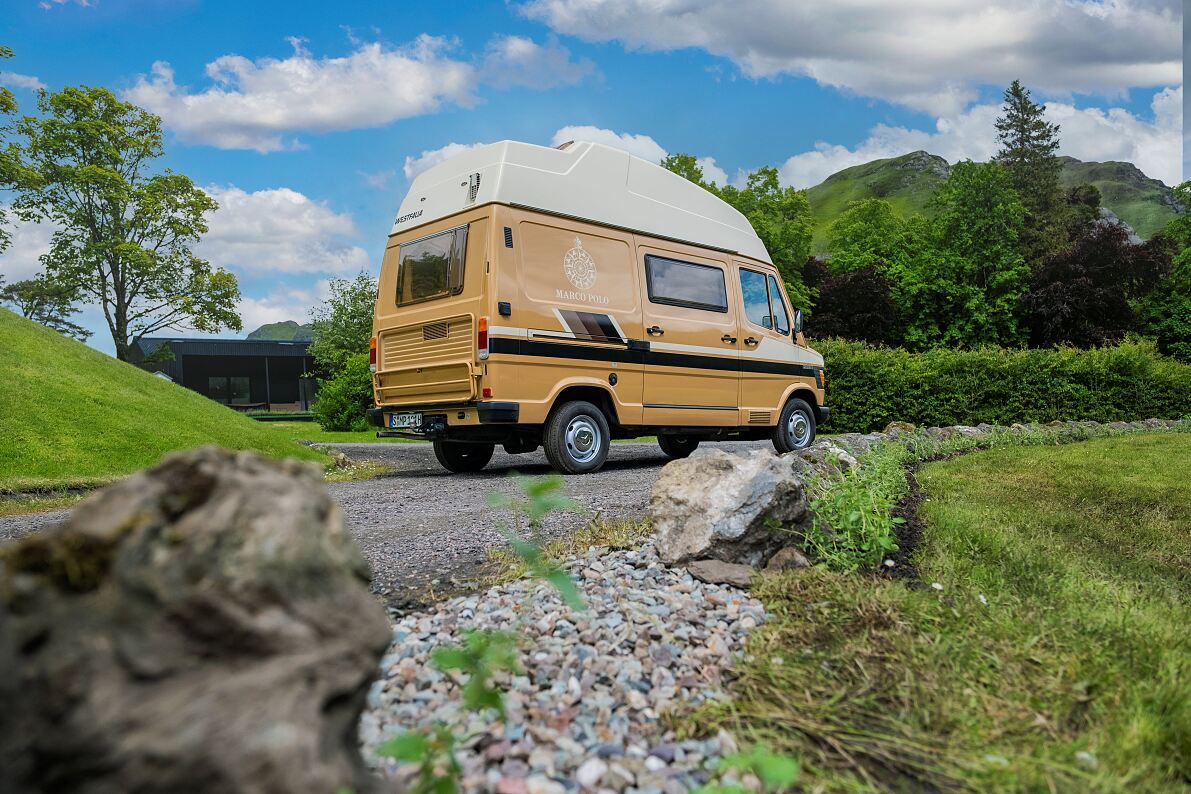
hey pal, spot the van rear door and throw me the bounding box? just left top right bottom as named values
left=638, top=246, right=740, bottom=426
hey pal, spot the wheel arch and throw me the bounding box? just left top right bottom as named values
left=547, top=381, right=621, bottom=426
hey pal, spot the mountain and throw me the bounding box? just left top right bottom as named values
left=0, top=309, right=326, bottom=491
left=805, top=151, right=1181, bottom=252
left=246, top=320, right=314, bottom=342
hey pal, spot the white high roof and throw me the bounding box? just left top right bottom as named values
left=391, top=140, right=772, bottom=264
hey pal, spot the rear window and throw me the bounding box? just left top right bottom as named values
left=645, top=255, right=728, bottom=313
left=396, top=225, right=468, bottom=306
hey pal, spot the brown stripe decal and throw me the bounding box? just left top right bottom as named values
left=558, top=310, right=623, bottom=342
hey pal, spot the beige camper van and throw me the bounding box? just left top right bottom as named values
left=367, top=141, right=827, bottom=474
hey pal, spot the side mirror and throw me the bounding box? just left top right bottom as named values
left=793, top=309, right=804, bottom=334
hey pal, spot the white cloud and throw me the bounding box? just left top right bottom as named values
left=0, top=72, right=46, bottom=91
left=550, top=125, right=667, bottom=162
left=403, top=141, right=490, bottom=181
left=696, top=156, right=728, bottom=186
left=359, top=169, right=397, bottom=190
left=237, top=281, right=332, bottom=332
left=483, top=35, right=594, bottom=89
left=776, top=88, right=1182, bottom=188
left=521, top=0, right=1181, bottom=115
left=199, top=186, right=372, bottom=274
left=125, top=36, right=477, bottom=152
left=0, top=211, right=55, bottom=282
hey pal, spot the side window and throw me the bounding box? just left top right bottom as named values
left=739, top=269, right=772, bottom=329
left=767, top=274, right=791, bottom=335
left=645, top=255, right=728, bottom=313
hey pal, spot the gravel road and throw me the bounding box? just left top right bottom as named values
left=0, top=440, right=771, bottom=608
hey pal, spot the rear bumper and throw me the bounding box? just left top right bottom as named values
left=367, top=401, right=521, bottom=437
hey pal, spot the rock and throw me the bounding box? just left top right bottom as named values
left=576, top=758, right=609, bottom=789
left=764, top=546, right=811, bottom=572
left=651, top=449, right=810, bottom=566
left=882, top=420, right=916, bottom=434
left=793, top=441, right=858, bottom=474
left=687, top=560, right=755, bottom=589
left=0, top=447, right=391, bottom=794
left=333, top=451, right=353, bottom=469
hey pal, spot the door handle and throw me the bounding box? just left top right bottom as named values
left=744, top=337, right=759, bottom=346
left=647, top=325, right=665, bottom=336
left=721, top=334, right=737, bottom=344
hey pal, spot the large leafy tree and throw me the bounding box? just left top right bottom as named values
left=661, top=154, right=813, bottom=308
left=308, top=272, right=378, bottom=378
left=0, top=275, right=91, bottom=340
left=0, top=45, right=19, bottom=255
left=1022, top=223, right=1170, bottom=349
left=824, top=198, right=920, bottom=275
left=1137, top=182, right=1191, bottom=361
left=8, top=86, right=239, bottom=360
left=994, top=80, right=1067, bottom=262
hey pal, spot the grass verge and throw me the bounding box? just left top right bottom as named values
left=683, top=431, right=1191, bottom=791
left=485, top=516, right=653, bottom=586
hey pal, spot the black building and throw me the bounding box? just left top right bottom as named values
left=130, top=338, right=318, bottom=411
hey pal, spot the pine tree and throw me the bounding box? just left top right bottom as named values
left=994, top=80, right=1066, bottom=262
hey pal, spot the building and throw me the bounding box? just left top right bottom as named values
left=130, top=338, right=318, bottom=411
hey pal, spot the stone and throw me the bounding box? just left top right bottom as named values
left=0, top=447, right=391, bottom=794
left=651, top=449, right=811, bottom=566
left=882, top=420, right=916, bottom=434
left=764, top=546, right=811, bottom=571
left=686, top=560, right=755, bottom=589
left=576, top=758, right=609, bottom=789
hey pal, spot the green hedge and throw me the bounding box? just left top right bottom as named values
left=817, top=338, right=1191, bottom=433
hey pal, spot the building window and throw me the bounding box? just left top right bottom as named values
left=207, top=376, right=251, bottom=405
left=644, top=255, right=728, bottom=313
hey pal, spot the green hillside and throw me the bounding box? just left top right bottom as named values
left=806, top=151, right=950, bottom=252
left=246, top=320, right=313, bottom=341
left=806, top=152, right=1181, bottom=252
left=0, top=309, right=329, bottom=492
left=1057, top=157, right=1181, bottom=240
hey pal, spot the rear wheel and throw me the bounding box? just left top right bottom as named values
left=543, top=400, right=611, bottom=474
left=432, top=441, right=495, bottom=473
left=772, top=397, right=816, bottom=453
left=657, top=434, right=700, bottom=459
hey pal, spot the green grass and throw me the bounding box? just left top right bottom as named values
left=687, top=433, right=1191, bottom=792
left=0, top=309, right=330, bottom=492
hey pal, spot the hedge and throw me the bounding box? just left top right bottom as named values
left=817, top=338, right=1191, bottom=433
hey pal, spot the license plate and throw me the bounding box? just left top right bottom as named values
left=389, top=412, right=422, bottom=429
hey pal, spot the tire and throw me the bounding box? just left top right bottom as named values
left=432, top=440, right=495, bottom=473
left=658, top=434, right=700, bottom=459
left=543, top=400, right=611, bottom=474
left=772, top=397, right=817, bottom=453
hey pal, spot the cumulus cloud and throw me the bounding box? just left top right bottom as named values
left=0, top=72, right=46, bottom=91
left=359, top=169, right=397, bottom=190
left=0, top=211, right=56, bottom=282
left=237, top=281, right=332, bottom=332
left=125, top=36, right=477, bottom=152
left=776, top=87, right=1183, bottom=189
left=403, top=141, right=491, bottom=181
left=696, top=156, right=728, bottom=186
left=483, top=35, right=594, bottom=89
left=198, top=186, right=371, bottom=274
left=550, top=125, right=667, bottom=162
left=520, top=0, right=1181, bottom=115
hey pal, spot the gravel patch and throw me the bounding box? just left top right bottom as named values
left=361, top=541, right=763, bottom=792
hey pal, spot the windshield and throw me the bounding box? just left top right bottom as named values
left=396, top=225, right=468, bottom=306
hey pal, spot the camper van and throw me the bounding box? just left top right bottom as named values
left=367, top=141, right=827, bottom=474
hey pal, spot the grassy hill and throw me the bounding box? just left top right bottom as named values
left=806, top=151, right=1181, bottom=252
left=246, top=320, right=313, bottom=341
left=1057, top=157, right=1181, bottom=240
left=0, top=309, right=329, bottom=492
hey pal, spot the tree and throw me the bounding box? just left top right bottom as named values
left=0, top=275, right=91, bottom=340
left=308, top=272, right=378, bottom=378
left=1022, top=224, right=1170, bottom=348
left=7, top=86, right=239, bottom=360
left=802, top=258, right=899, bottom=344
left=824, top=198, right=919, bottom=275
left=662, top=155, right=814, bottom=308
left=1064, top=183, right=1102, bottom=239
left=1136, top=182, right=1191, bottom=361
left=994, top=80, right=1067, bottom=262
left=0, top=45, right=19, bottom=255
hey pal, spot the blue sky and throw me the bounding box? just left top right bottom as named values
left=0, top=0, right=1183, bottom=353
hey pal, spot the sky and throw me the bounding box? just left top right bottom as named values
left=0, top=0, right=1183, bottom=355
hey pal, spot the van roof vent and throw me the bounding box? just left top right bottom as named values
left=467, top=172, right=481, bottom=203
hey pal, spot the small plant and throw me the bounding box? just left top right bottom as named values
left=430, top=629, right=521, bottom=718
left=695, top=744, right=802, bottom=793
left=487, top=474, right=580, bottom=537
left=375, top=726, right=461, bottom=794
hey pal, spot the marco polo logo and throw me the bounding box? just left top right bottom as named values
left=563, top=237, right=597, bottom=290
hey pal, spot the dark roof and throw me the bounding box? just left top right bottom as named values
left=134, top=337, right=312, bottom=358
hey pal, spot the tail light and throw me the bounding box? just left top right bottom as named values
left=477, top=316, right=489, bottom=360
left=369, top=337, right=377, bottom=373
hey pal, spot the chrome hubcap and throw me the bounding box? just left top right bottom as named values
left=788, top=410, right=811, bottom=448
left=565, top=416, right=601, bottom=463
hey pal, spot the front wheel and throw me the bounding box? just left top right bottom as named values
left=658, top=434, right=700, bottom=459
left=432, top=441, right=495, bottom=473
left=772, top=398, right=817, bottom=453
left=543, top=400, right=611, bottom=474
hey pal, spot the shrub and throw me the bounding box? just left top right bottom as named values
left=817, top=338, right=1191, bottom=433
left=311, top=353, right=373, bottom=432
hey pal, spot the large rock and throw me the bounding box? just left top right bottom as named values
left=0, top=447, right=391, bottom=794
left=650, top=449, right=811, bottom=567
